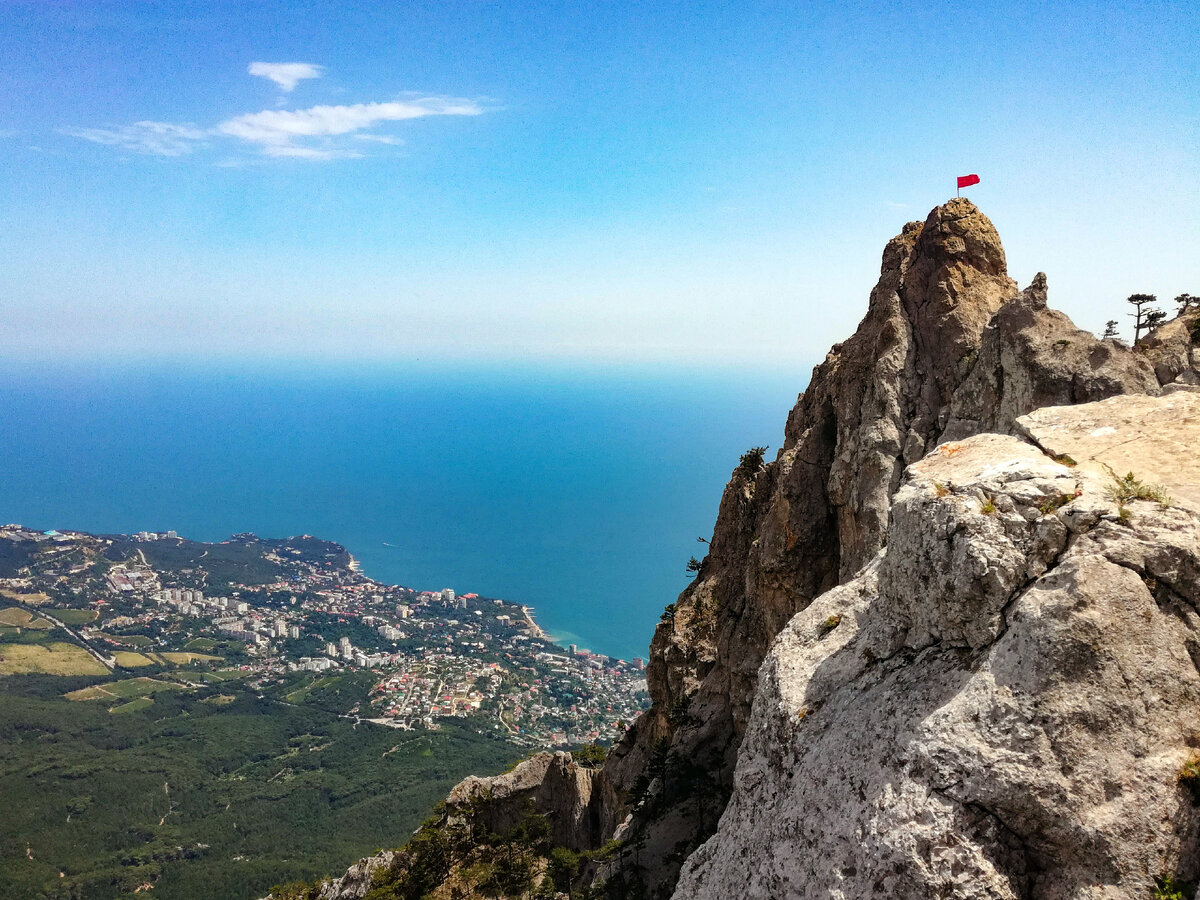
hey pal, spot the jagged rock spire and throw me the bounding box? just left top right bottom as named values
left=592, top=199, right=1157, bottom=899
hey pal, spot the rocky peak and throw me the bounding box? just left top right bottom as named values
left=895, top=198, right=1016, bottom=413
left=592, top=199, right=1159, bottom=898
left=445, top=751, right=600, bottom=852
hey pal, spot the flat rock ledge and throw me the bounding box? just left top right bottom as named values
left=1017, top=389, right=1200, bottom=514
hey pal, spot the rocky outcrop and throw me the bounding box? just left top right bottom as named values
left=303, top=201, right=1189, bottom=900
left=1139, top=309, right=1200, bottom=386
left=315, top=851, right=396, bottom=900
left=595, top=199, right=1158, bottom=897
left=941, top=273, right=1159, bottom=441
left=1018, top=389, right=1200, bottom=514
left=676, top=397, right=1200, bottom=898
left=445, top=751, right=600, bottom=852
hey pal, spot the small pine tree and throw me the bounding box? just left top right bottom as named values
left=1177, top=293, right=1200, bottom=315
left=737, top=446, right=768, bottom=476
left=1127, top=293, right=1163, bottom=345
left=1102, top=319, right=1120, bottom=339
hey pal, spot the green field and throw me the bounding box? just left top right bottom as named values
left=93, top=632, right=153, bottom=647
left=0, top=675, right=523, bottom=899
left=51, top=608, right=99, bottom=625
left=0, top=642, right=109, bottom=676
left=169, top=670, right=225, bottom=684
left=160, top=651, right=222, bottom=665
left=0, top=607, right=54, bottom=629
left=285, top=674, right=339, bottom=702
left=110, top=696, right=154, bottom=714
left=184, top=637, right=218, bottom=651
left=65, top=677, right=185, bottom=702
left=112, top=651, right=155, bottom=667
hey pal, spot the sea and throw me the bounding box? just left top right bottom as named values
left=0, top=360, right=810, bottom=661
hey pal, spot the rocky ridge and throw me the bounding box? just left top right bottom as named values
left=302, top=200, right=1199, bottom=899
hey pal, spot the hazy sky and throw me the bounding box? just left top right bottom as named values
left=2, top=0, right=1197, bottom=366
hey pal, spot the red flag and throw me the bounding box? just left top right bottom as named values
left=957, top=174, right=981, bottom=189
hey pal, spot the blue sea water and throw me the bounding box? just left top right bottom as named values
left=0, top=360, right=810, bottom=661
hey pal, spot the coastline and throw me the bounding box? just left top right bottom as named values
left=520, top=605, right=547, bottom=641
left=347, top=542, right=631, bottom=661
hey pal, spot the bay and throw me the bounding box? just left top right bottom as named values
left=0, top=360, right=809, bottom=661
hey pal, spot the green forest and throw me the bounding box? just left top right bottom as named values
left=0, top=671, right=523, bottom=899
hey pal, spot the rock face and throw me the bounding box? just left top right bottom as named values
left=445, top=751, right=600, bottom=852
left=315, top=851, right=396, bottom=900
left=675, top=402, right=1200, bottom=898
left=1139, top=309, right=1200, bottom=386
left=595, top=199, right=1159, bottom=897
left=1018, top=389, right=1200, bottom=515
left=941, top=274, right=1159, bottom=441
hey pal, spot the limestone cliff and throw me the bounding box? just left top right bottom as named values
left=593, top=199, right=1159, bottom=897
left=445, top=751, right=601, bottom=852
left=676, top=391, right=1200, bottom=898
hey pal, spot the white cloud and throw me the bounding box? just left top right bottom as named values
left=220, top=99, right=478, bottom=143
left=61, top=60, right=484, bottom=163
left=248, top=62, right=324, bottom=92
left=354, top=133, right=405, bottom=145
left=60, top=121, right=207, bottom=156
left=217, top=98, right=481, bottom=157
left=263, top=144, right=362, bottom=160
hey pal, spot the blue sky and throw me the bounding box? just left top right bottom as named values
left=2, top=0, right=1197, bottom=365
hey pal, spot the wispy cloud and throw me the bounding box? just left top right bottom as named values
left=354, top=133, right=405, bottom=145
left=248, top=62, right=323, bottom=92
left=262, top=144, right=362, bottom=160
left=60, top=121, right=207, bottom=156
left=217, top=98, right=480, bottom=156
left=218, top=99, right=480, bottom=147
left=60, top=65, right=484, bottom=162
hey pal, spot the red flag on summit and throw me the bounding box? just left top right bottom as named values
left=957, top=174, right=981, bottom=189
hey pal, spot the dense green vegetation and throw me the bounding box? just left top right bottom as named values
left=0, top=673, right=524, bottom=899
left=271, top=799, right=614, bottom=900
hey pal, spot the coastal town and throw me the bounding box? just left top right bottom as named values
left=0, top=523, right=649, bottom=748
